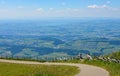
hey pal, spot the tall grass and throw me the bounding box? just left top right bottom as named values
left=105, top=51, right=120, bottom=59
left=83, top=60, right=120, bottom=76
left=57, top=59, right=120, bottom=76
left=0, top=62, right=79, bottom=76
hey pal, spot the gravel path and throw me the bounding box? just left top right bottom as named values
left=0, top=59, right=109, bottom=76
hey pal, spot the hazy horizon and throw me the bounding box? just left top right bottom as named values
left=0, top=0, right=120, bottom=19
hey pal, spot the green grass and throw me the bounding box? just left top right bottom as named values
left=56, top=59, right=120, bottom=76
left=0, top=62, right=79, bottom=76
left=105, top=51, right=120, bottom=59
left=82, top=60, right=120, bottom=76
left=56, top=51, right=120, bottom=76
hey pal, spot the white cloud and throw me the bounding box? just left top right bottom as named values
left=88, top=4, right=120, bottom=12
left=49, top=8, right=54, bottom=11
left=88, top=4, right=108, bottom=9
left=102, top=5, right=108, bottom=8
left=36, top=8, right=44, bottom=12
left=0, top=7, right=120, bottom=19
left=88, top=5, right=98, bottom=9
left=108, top=7, right=120, bottom=11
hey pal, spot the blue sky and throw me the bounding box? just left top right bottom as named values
left=0, top=0, right=120, bottom=19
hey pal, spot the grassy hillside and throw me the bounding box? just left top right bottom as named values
left=56, top=51, right=120, bottom=76
left=106, top=51, right=120, bottom=59
left=83, top=60, right=120, bottom=76
left=0, top=62, right=79, bottom=76
left=57, top=59, right=120, bottom=76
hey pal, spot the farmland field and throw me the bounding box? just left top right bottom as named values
left=0, top=19, right=120, bottom=60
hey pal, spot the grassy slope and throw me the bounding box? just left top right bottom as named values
left=0, top=51, right=120, bottom=76
left=0, top=62, right=79, bottom=76
left=56, top=51, right=120, bottom=76
left=83, top=60, right=120, bottom=76
left=84, top=51, right=120, bottom=76
left=106, top=51, right=120, bottom=59
left=57, top=59, right=120, bottom=76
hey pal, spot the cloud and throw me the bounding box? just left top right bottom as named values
left=49, top=8, right=54, bottom=11
left=0, top=7, right=120, bottom=19
left=88, top=4, right=120, bottom=12
left=108, top=7, right=120, bottom=11
left=88, top=4, right=108, bottom=9
left=36, top=8, right=44, bottom=12
left=88, top=5, right=98, bottom=9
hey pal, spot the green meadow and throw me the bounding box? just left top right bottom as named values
left=56, top=51, right=120, bottom=76
left=0, top=62, right=79, bottom=76
left=56, top=59, right=120, bottom=76
left=83, top=60, right=120, bottom=76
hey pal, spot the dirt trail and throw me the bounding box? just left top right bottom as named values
left=0, top=59, right=109, bottom=76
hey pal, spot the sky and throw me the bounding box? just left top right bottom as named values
left=0, top=0, right=120, bottom=19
